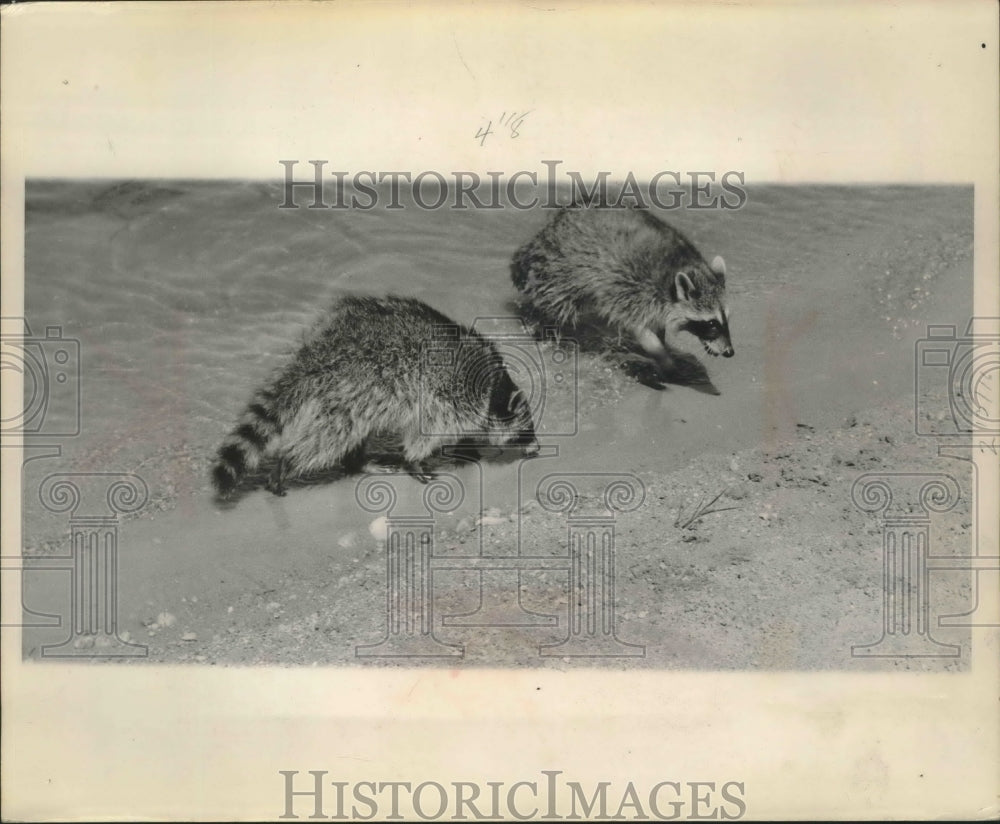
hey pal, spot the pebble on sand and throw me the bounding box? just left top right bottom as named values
left=368, top=516, right=388, bottom=541
left=181, top=632, right=198, bottom=642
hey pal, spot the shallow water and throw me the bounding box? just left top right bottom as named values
left=21, top=180, right=972, bottom=550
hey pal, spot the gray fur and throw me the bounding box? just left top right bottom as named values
left=212, top=295, right=539, bottom=496
left=511, top=206, right=734, bottom=364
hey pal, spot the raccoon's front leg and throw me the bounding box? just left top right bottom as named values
left=340, top=441, right=367, bottom=474
left=407, top=462, right=437, bottom=484
left=633, top=325, right=675, bottom=371
left=265, top=456, right=289, bottom=497
left=401, top=434, right=441, bottom=484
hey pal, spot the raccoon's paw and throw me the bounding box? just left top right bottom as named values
left=265, top=479, right=288, bottom=497
left=339, top=443, right=368, bottom=475
left=618, top=355, right=670, bottom=390
left=212, top=488, right=236, bottom=505
left=408, top=464, right=438, bottom=485
left=265, top=461, right=288, bottom=497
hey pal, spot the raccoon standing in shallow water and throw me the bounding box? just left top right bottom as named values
left=511, top=205, right=734, bottom=374
left=211, top=294, right=540, bottom=497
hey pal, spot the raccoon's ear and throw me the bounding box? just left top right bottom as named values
left=710, top=255, right=727, bottom=280
left=675, top=271, right=697, bottom=303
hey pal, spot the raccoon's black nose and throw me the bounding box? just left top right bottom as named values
left=722, top=347, right=734, bottom=358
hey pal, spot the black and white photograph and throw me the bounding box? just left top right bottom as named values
left=16, top=176, right=981, bottom=669
left=3, top=1, right=998, bottom=821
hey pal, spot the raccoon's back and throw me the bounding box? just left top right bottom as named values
left=288, top=294, right=501, bottom=414
left=297, top=295, right=446, bottom=375
left=511, top=209, right=679, bottom=325
left=516, top=208, right=682, bottom=290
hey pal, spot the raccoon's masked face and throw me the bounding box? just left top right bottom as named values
left=488, top=379, right=541, bottom=456
left=672, top=255, right=734, bottom=358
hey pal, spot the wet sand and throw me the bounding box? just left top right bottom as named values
left=20, top=181, right=975, bottom=668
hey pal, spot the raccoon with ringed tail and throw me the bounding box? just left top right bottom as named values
left=211, top=294, right=540, bottom=498
left=511, top=205, right=734, bottom=374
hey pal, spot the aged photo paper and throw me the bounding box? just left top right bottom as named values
left=2, top=1, right=998, bottom=820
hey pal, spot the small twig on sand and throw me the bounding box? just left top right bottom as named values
left=675, top=488, right=739, bottom=530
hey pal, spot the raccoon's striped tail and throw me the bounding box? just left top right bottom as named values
left=211, top=394, right=282, bottom=496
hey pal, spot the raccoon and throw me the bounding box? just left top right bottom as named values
left=511, top=205, right=733, bottom=372
left=211, top=294, right=540, bottom=497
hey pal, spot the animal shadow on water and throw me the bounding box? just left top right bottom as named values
left=211, top=434, right=520, bottom=509
left=506, top=299, right=720, bottom=396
